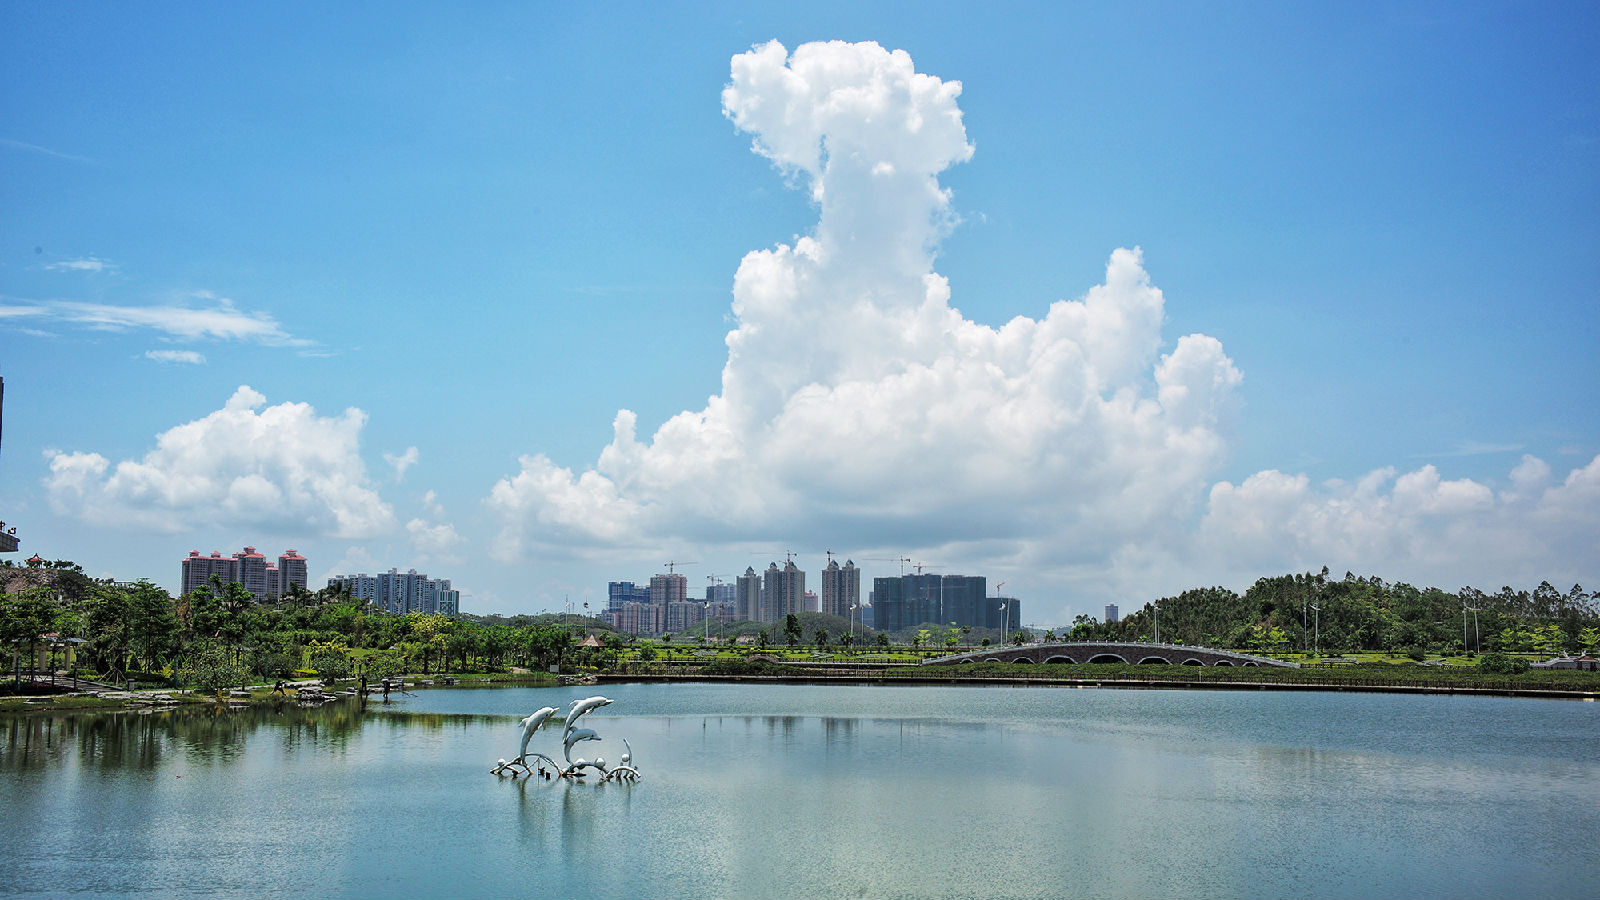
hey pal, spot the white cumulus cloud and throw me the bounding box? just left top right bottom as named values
left=407, top=517, right=464, bottom=563
left=1190, top=453, right=1600, bottom=592
left=485, top=40, right=1243, bottom=571
left=482, top=39, right=1598, bottom=619
left=44, top=386, right=394, bottom=537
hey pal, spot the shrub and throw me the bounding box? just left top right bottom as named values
left=702, top=658, right=795, bottom=677
left=1478, top=652, right=1531, bottom=675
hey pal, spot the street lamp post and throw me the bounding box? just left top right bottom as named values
left=1311, top=604, right=1321, bottom=656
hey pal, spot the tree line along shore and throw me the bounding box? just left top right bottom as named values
left=4, top=559, right=1598, bottom=710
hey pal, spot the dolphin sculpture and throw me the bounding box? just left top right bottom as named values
left=564, top=696, right=612, bottom=736
left=563, top=727, right=601, bottom=763
left=518, top=706, right=561, bottom=762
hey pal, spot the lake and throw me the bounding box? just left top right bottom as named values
left=2, top=683, right=1596, bottom=898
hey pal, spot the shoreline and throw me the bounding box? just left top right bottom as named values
left=597, top=671, right=1600, bottom=701
left=5, top=669, right=1595, bottom=713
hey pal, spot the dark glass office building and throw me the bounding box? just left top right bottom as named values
left=871, top=573, right=1018, bottom=633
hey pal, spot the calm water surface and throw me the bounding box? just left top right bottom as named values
left=2, top=683, right=1596, bottom=898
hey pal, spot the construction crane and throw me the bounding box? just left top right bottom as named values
left=663, top=560, right=698, bottom=575
left=861, top=556, right=911, bottom=576
left=912, top=562, right=944, bottom=575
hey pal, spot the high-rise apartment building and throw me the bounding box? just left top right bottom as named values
left=181, top=546, right=308, bottom=602
left=182, top=550, right=236, bottom=596
left=618, top=601, right=664, bottom=636
left=327, top=567, right=459, bottom=615
left=608, top=581, right=650, bottom=613
left=761, top=559, right=804, bottom=623
left=649, top=572, right=688, bottom=606
left=1104, top=604, right=1119, bottom=623
left=665, top=600, right=706, bottom=633
left=735, top=567, right=761, bottom=621
left=820, top=558, right=860, bottom=622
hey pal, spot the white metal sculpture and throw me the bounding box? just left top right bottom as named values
left=491, top=695, right=640, bottom=782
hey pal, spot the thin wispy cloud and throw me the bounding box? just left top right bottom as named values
left=144, top=349, right=206, bottom=365
left=384, top=447, right=420, bottom=482
left=0, top=296, right=310, bottom=347
left=1413, top=440, right=1526, bottom=459
left=44, top=257, right=118, bottom=273
left=0, top=137, right=96, bottom=164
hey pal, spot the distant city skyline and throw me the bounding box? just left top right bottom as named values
left=3, top=6, right=1595, bottom=624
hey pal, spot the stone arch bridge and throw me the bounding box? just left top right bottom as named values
left=923, top=642, right=1299, bottom=668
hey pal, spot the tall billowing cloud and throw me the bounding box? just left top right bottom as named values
left=486, top=40, right=1243, bottom=566
left=45, top=386, right=394, bottom=537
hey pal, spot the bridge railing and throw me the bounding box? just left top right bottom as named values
left=921, top=642, right=1299, bottom=668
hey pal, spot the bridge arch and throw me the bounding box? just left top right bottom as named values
left=1212, top=660, right=1233, bottom=666
left=1087, top=653, right=1127, bottom=665
left=1181, top=658, right=1204, bottom=666
left=983, top=657, right=1004, bottom=664
left=1138, top=656, right=1170, bottom=665
left=1011, top=656, right=1034, bottom=664
left=1043, top=655, right=1076, bottom=664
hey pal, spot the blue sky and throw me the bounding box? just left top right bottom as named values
left=3, top=2, right=1596, bottom=624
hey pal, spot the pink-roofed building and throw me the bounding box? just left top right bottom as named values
left=180, top=546, right=309, bottom=602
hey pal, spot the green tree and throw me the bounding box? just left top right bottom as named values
left=784, top=614, right=802, bottom=648
left=177, top=643, right=248, bottom=693
left=308, top=642, right=353, bottom=684
left=127, top=581, right=179, bottom=674
left=2, top=586, right=62, bottom=687
left=364, top=650, right=404, bottom=680
left=814, top=628, right=828, bottom=650
left=84, top=583, right=134, bottom=682
left=876, top=632, right=889, bottom=649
